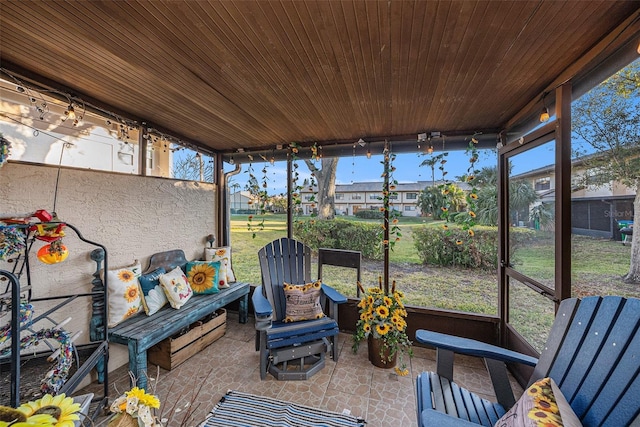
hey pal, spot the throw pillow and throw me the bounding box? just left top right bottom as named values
left=204, top=246, right=236, bottom=283
left=105, top=261, right=143, bottom=327
left=185, top=261, right=222, bottom=294
left=494, top=377, right=582, bottom=427
left=138, top=267, right=168, bottom=316
left=283, top=281, right=325, bottom=323
left=159, top=266, right=193, bottom=309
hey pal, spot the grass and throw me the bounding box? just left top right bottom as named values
left=229, top=213, right=639, bottom=351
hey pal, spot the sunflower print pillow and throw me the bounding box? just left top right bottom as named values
left=283, top=281, right=325, bottom=323
left=494, top=377, right=582, bottom=427
left=105, top=261, right=143, bottom=327
left=185, top=261, right=222, bottom=294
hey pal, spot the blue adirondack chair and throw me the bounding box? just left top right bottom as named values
left=252, top=238, right=347, bottom=380
left=415, top=296, right=640, bottom=426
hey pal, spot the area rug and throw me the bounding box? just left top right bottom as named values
left=200, top=390, right=366, bottom=427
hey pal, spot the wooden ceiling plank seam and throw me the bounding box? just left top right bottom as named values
left=222, top=0, right=328, bottom=137
left=390, top=0, right=414, bottom=132
left=274, top=1, right=344, bottom=137
left=296, top=0, right=355, bottom=137
left=351, top=1, right=384, bottom=132
left=318, top=1, right=370, bottom=138
left=369, top=1, right=390, bottom=134
left=191, top=2, right=310, bottom=143
left=148, top=3, right=291, bottom=143
left=336, top=1, right=376, bottom=133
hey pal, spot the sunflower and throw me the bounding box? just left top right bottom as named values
left=469, top=211, right=476, bottom=218
left=442, top=224, right=449, bottom=230
left=216, top=249, right=226, bottom=256
left=17, top=394, right=81, bottom=427
left=376, top=305, right=390, bottom=318
left=363, top=323, right=371, bottom=333
left=124, top=284, right=139, bottom=303
left=187, top=263, right=217, bottom=293
left=376, top=323, right=390, bottom=335
left=118, top=269, right=135, bottom=283
left=468, top=229, right=475, bottom=237
left=470, top=193, right=478, bottom=199
left=383, top=296, right=393, bottom=307
left=456, top=240, right=463, bottom=245
left=125, top=387, right=160, bottom=409
left=394, top=367, right=409, bottom=376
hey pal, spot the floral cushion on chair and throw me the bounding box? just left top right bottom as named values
left=158, top=266, right=193, bottom=309
left=105, top=261, right=143, bottom=327
left=283, top=281, right=325, bottom=323
left=494, top=377, right=582, bottom=427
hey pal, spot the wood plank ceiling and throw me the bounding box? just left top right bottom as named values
left=1, top=1, right=639, bottom=155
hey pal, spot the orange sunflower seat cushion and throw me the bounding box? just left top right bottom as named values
left=494, top=377, right=582, bottom=427
left=104, top=260, right=143, bottom=327
left=185, top=261, right=222, bottom=295
left=282, top=281, right=325, bottom=323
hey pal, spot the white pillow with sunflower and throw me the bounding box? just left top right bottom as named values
left=185, top=261, right=223, bottom=294
left=105, top=261, right=143, bottom=327
left=204, top=246, right=236, bottom=283
left=158, top=266, right=193, bottom=309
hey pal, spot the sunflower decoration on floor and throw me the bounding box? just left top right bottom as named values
left=110, top=387, right=161, bottom=427
left=0, top=394, right=81, bottom=427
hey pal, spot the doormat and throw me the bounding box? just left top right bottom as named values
left=200, top=390, right=366, bottom=427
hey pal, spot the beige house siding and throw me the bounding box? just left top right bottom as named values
left=0, top=162, right=216, bottom=384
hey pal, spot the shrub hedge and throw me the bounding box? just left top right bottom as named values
left=293, top=219, right=383, bottom=259
left=413, top=225, right=535, bottom=269
left=354, top=209, right=384, bottom=219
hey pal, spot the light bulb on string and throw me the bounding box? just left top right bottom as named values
left=366, top=144, right=372, bottom=159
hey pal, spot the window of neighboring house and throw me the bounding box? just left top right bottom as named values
left=406, top=192, right=418, bottom=199
left=368, top=194, right=381, bottom=200
left=534, top=177, right=551, bottom=191
left=404, top=205, right=415, bottom=211
left=351, top=193, right=362, bottom=200
left=585, top=171, right=608, bottom=187
left=389, top=194, right=398, bottom=200
left=335, top=193, right=344, bottom=200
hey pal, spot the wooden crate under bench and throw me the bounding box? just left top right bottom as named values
left=148, top=308, right=226, bottom=370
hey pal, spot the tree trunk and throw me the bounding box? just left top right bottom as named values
left=623, top=188, right=640, bottom=284
left=304, top=158, right=338, bottom=220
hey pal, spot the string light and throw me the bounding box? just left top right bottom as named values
left=366, top=143, right=372, bottom=159
left=539, top=106, right=550, bottom=123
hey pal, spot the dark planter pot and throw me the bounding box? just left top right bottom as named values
left=367, top=335, right=397, bottom=368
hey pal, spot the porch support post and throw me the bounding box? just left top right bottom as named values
left=497, top=133, right=509, bottom=346
left=383, top=141, right=390, bottom=295
left=555, top=83, right=572, bottom=304
left=138, top=127, right=147, bottom=176
left=287, top=152, right=293, bottom=239
left=216, top=153, right=229, bottom=246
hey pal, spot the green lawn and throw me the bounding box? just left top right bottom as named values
left=230, top=213, right=638, bottom=351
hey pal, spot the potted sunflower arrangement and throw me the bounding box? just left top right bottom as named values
left=352, top=279, right=412, bottom=376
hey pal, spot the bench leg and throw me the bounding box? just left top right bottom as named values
left=239, top=294, right=248, bottom=324
left=128, top=341, right=148, bottom=390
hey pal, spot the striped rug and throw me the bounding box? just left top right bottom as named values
left=200, top=390, right=366, bottom=427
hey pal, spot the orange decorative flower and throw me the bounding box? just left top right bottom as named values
left=468, top=229, right=475, bottom=237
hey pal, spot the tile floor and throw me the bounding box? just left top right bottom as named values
left=80, top=311, right=523, bottom=427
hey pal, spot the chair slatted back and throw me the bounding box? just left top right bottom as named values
left=258, top=238, right=311, bottom=321
left=530, top=296, right=640, bottom=426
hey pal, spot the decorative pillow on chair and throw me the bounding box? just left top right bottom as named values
left=204, top=247, right=236, bottom=283
left=494, top=377, right=582, bottom=427
left=159, top=266, right=193, bottom=309
left=105, top=261, right=143, bottom=327
left=283, top=281, right=325, bottom=323
left=185, top=261, right=222, bottom=294
left=138, top=267, right=168, bottom=316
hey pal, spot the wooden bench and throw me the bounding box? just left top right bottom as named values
left=107, top=249, right=250, bottom=389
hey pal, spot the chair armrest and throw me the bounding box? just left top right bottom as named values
left=416, top=330, right=538, bottom=366
left=321, top=284, right=347, bottom=304
left=252, top=285, right=273, bottom=318
left=420, top=409, right=481, bottom=427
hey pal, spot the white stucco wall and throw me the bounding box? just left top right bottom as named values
left=0, top=161, right=216, bottom=386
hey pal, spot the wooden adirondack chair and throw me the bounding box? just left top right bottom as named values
left=415, top=296, right=640, bottom=427
left=252, top=238, right=347, bottom=380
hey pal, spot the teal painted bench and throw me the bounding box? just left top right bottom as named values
left=107, top=250, right=250, bottom=390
